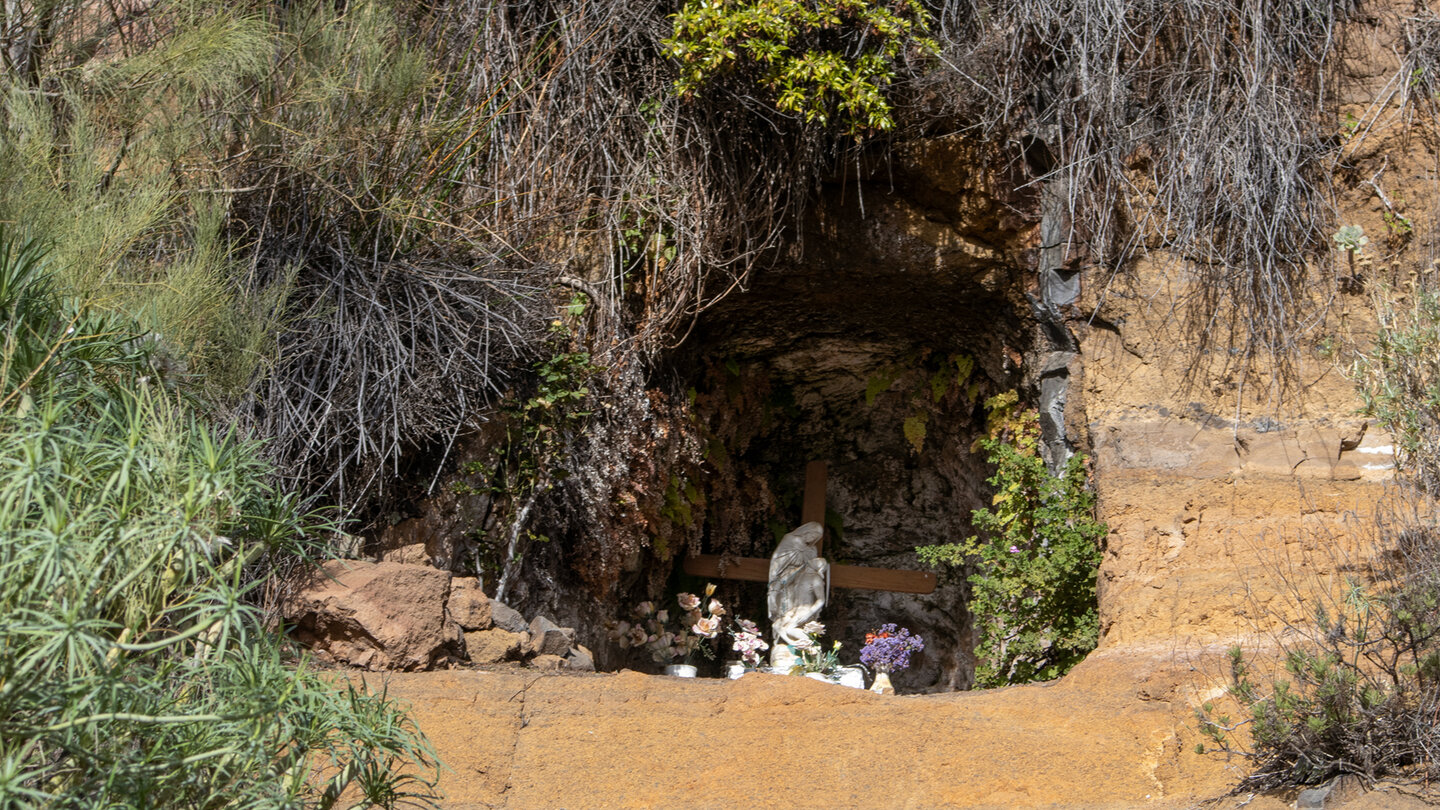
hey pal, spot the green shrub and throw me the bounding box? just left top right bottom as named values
left=0, top=231, right=438, bottom=808
left=1197, top=512, right=1440, bottom=789
left=666, top=0, right=937, bottom=135
left=918, top=391, right=1105, bottom=687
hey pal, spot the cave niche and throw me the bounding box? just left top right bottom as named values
left=667, top=151, right=1044, bottom=691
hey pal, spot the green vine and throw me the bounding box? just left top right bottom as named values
left=450, top=324, right=601, bottom=583
left=864, top=352, right=975, bottom=454
left=918, top=391, right=1106, bottom=686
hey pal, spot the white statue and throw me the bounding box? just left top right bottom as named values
left=767, top=521, right=829, bottom=672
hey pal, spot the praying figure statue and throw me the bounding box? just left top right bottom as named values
left=767, top=521, right=830, bottom=672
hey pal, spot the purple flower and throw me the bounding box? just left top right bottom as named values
left=859, top=623, right=925, bottom=674
left=1009, top=546, right=1020, bottom=553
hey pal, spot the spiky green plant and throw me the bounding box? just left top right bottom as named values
left=0, top=230, right=438, bottom=808
left=0, top=2, right=283, bottom=402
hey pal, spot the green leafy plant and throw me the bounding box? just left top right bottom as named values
left=918, top=391, right=1106, bottom=686
left=1339, top=112, right=1361, bottom=141
left=666, top=0, right=938, bottom=135
left=788, top=621, right=844, bottom=677
left=864, top=352, right=976, bottom=454
left=1357, top=284, right=1440, bottom=494
left=902, top=412, right=928, bottom=455
left=1384, top=209, right=1414, bottom=236
left=1333, top=224, right=1369, bottom=254
left=0, top=231, right=438, bottom=807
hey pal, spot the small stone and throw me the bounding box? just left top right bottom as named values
left=330, top=532, right=366, bottom=559
left=490, top=601, right=528, bottom=633
left=449, top=587, right=492, bottom=631
left=380, top=542, right=429, bottom=565
left=564, top=645, right=595, bottom=672
left=1296, top=785, right=1331, bottom=810
left=526, top=615, right=575, bottom=657
left=530, top=654, right=565, bottom=671
left=464, top=629, right=525, bottom=664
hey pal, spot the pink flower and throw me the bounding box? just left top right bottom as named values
left=1008, top=546, right=1020, bottom=553
left=677, top=593, right=701, bottom=611
left=693, top=616, right=721, bottom=638
left=627, top=626, right=647, bottom=647
left=801, top=621, right=825, bottom=636
left=707, top=598, right=725, bottom=616
left=634, top=601, right=654, bottom=617
left=732, top=630, right=768, bottom=657
left=655, top=609, right=669, bottom=624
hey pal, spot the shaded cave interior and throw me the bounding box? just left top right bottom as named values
left=652, top=176, right=1048, bottom=691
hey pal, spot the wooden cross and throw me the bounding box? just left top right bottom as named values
left=683, top=461, right=937, bottom=594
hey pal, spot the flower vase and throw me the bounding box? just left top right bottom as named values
left=664, top=663, right=698, bottom=678
left=870, top=669, right=894, bottom=695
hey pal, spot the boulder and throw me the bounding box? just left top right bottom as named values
left=564, top=645, right=595, bottom=672
left=465, top=628, right=526, bottom=664
left=282, top=560, right=458, bottom=671
left=526, top=616, right=575, bottom=657
left=490, top=600, right=528, bottom=633
left=448, top=583, right=493, bottom=631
